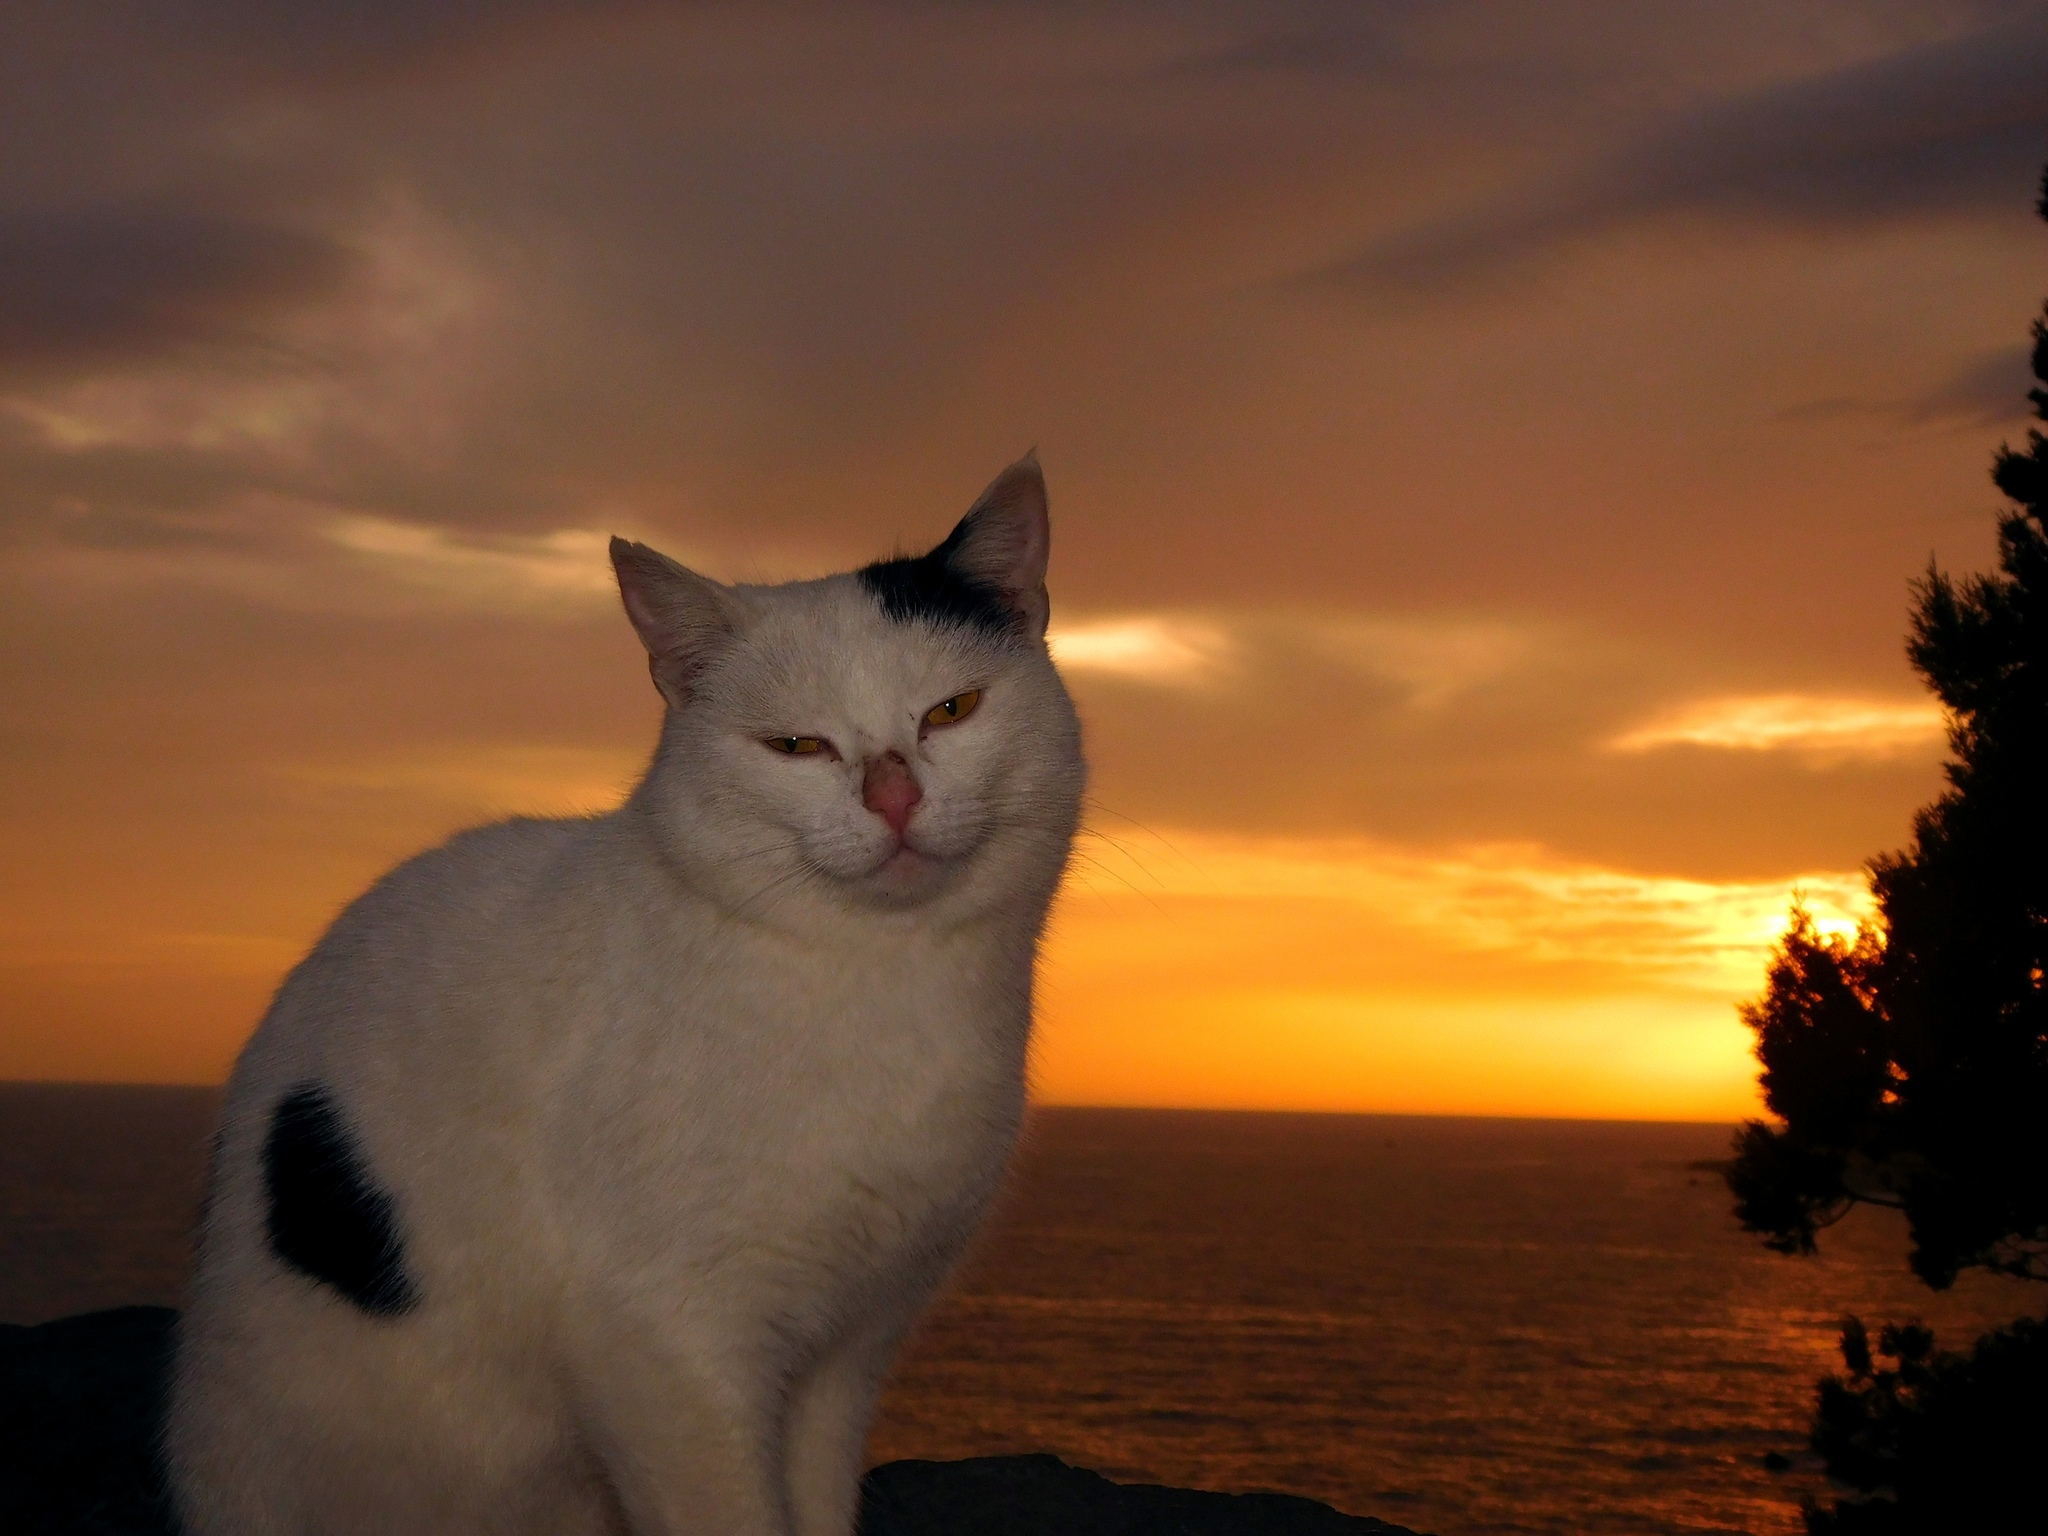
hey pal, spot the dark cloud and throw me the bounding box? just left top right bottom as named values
left=0, top=0, right=649, bottom=380
left=1903, top=344, right=2040, bottom=425
left=1773, top=344, right=2037, bottom=431
left=1322, top=8, right=2048, bottom=290
left=0, top=0, right=2036, bottom=587
left=7, top=0, right=643, bottom=88
left=172, top=0, right=605, bottom=62
left=0, top=411, right=295, bottom=550
left=0, top=207, right=355, bottom=377
left=1162, top=11, right=1411, bottom=79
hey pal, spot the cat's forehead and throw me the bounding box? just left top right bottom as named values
left=725, top=573, right=1006, bottom=703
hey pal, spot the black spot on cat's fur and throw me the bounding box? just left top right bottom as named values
left=263, top=1084, right=419, bottom=1316
left=858, top=517, right=1017, bottom=636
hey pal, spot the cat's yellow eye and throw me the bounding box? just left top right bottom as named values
left=767, top=736, right=826, bottom=754
left=924, top=690, right=981, bottom=729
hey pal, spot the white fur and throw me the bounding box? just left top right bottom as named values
left=169, top=463, right=1084, bottom=1536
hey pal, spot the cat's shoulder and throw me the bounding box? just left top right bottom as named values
left=423, top=812, right=593, bottom=875
left=343, top=812, right=608, bottom=932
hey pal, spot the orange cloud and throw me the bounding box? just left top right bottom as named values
left=1048, top=615, right=1235, bottom=684
left=1609, top=693, right=1945, bottom=760
left=323, top=517, right=623, bottom=610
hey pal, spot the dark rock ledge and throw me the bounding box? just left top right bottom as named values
left=1, top=1307, right=1423, bottom=1536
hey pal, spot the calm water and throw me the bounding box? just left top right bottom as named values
left=0, top=1087, right=2031, bottom=1535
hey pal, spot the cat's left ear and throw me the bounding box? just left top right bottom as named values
left=610, top=538, right=747, bottom=708
left=941, top=453, right=1051, bottom=638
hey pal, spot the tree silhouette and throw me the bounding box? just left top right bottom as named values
left=1727, top=168, right=2048, bottom=1532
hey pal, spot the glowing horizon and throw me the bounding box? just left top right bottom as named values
left=0, top=730, right=1872, bottom=1120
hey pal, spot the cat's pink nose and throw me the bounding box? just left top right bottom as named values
left=861, top=752, right=923, bottom=839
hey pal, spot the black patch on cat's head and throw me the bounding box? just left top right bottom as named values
left=857, top=517, right=1019, bottom=638
left=263, top=1084, right=419, bottom=1317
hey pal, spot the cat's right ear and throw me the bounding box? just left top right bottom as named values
left=609, top=538, right=745, bottom=707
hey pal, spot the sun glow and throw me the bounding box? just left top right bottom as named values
left=1028, top=829, right=1871, bottom=1119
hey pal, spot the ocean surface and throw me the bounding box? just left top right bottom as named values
left=0, top=1086, right=2031, bottom=1535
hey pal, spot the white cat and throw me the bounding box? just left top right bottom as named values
left=167, top=457, right=1084, bottom=1536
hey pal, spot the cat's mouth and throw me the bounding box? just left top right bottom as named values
left=856, top=840, right=957, bottom=894
left=875, top=843, right=936, bottom=878
left=826, top=843, right=951, bottom=907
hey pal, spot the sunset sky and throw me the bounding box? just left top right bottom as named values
left=4, top=1, right=2045, bottom=1117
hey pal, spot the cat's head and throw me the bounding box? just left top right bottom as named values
left=612, top=456, right=1083, bottom=920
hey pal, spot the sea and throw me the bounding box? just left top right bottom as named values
left=0, top=1085, right=2032, bottom=1536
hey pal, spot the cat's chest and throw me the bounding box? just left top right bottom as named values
left=616, top=916, right=1023, bottom=1181
left=549, top=914, right=1029, bottom=1324
left=730, top=930, right=1017, bottom=1139
left=653, top=909, right=1010, bottom=1053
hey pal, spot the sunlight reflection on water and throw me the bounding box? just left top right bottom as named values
left=872, top=1109, right=2031, bottom=1536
